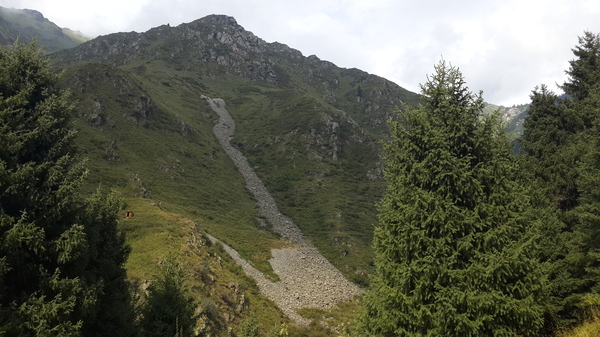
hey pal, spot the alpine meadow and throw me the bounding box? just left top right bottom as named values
left=2, top=6, right=600, bottom=337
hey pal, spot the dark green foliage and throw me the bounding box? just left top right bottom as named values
left=140, top=256, right=197, bottom=337
left=239, top=315, right=264, bottom=337
left=0, top=42, right=135, bottom=336
left=520, top=85, right=582, bottom=211
left=517, top=31, right=600, bottom=333
left=573, top=87, right=600, bottom=294
left=79, top=189, right=137, bottom=337
left=562, top=31, right=600, bottom=102
left=357, top=60, right=543, bottom=336
left=0, top=41, right=92, bottom=336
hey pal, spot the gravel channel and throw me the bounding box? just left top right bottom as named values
left=204, top=96, right=362, bottom=325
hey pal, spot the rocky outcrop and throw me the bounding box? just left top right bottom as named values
left=206, top=96, right=362, bottom=325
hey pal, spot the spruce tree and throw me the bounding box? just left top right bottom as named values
left=519, top=85, right=583, bottom=211
left=0, top=41, right=93, bottom=336
left=0, top=42, right=136, bottom=336
left=576, top=108, right=600, bottom=292
left=518, top=32, right=600, bottom=330
left=573, top=79, right=600, bottom=299
left=140, top=256, right=196, bottom=337
left=562, top=31, right=600, bottom=103
left=79, top=189, right=137, bottom=337
left=357, top=60, right=543, bottom=336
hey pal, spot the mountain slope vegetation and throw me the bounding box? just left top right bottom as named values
left=51, top=15, right=423, bottom=285
left=10, top=9, right=600, bottom=337
left=0, top=6, right=88, bottom=52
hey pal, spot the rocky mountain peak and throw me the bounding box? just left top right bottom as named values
left=199, top=14, right=240, bottom=26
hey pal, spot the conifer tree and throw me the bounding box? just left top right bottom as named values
left=0, top=42, right=136, bottom=336
left=79, top=189, right=137, bottom=337
left=357, top=60, right=543, bottom=336
left=577, top=117, right=600, bottom=287
left=0, top=41, right=93, bottom=336
left=573, top=80, right=600, bottom=298
left=140, top=256, right=196, bottom=337
left=519, top=85, right=583, bottom=211
left=518, top=32, right=600, bottom=330
left=562, top=31, right=600, bottom=103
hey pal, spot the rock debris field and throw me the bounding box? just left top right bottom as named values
left=204, top=96, right=362, bottom=325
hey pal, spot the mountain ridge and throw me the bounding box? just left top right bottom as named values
left=49, top=12, right=529, bottom=287
left=0, top=6, right=89, bottom=52
left=2, top=10, right=531, bottom=334
left=50, top=12, right=418, bottom=287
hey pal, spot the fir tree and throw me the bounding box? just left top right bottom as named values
left=518, top=32, right=600, bottom=331
left=357, top=60, right=543, bottom=336
left=140, top=256, right=196, bottom=337
left=0, top=42, right=136, bottom=336
left=562, top=31, right=600, bottom=102
left=78, top=189, right=137, bottom=337
left=519, top=85, right=583, bottom=211
left=572, top=84, right=600, bottom=301
left=0, top=42, right=93, bottom=336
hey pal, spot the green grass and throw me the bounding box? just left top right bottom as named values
left=44, top=17, right=428, bottom=335
left=295, top=300, right=363, bottom=336
left=558, top=310, right=600, bottom=337
left=61, top=54, right=396, bottom=283
left=117, top=194, right=289, bottom=335
left=63, top=62, right=284, bottom=278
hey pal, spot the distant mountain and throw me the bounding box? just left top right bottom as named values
left=0, top=6, right=89, bottom=52
left=483, top=102, right=529, bottom=137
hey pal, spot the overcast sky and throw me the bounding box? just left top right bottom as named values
left=2, top=0, right=600, bottom=106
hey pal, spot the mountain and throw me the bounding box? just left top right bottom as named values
left=45, top=15, right=427, bottom=333
left=483, top=102, right=529, bottom=137
left=0, top=6, right=89, bottom=52
left=8, top=11, right=533, bottom=334
left=51, top=14, right=423, bottom=282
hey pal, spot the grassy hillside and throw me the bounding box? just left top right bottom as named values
left=0, top=6, right=87, bottom=52
left=53, top=15, right=422, bottom=285
left=62, top=63, right=286, bottom=275
left=46, top=14, right=425, bottom=335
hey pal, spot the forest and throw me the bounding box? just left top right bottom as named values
left=2, top=30, right=600, bottom=336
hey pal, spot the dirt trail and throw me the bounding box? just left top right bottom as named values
left=204, top=96, right=361, bottom=325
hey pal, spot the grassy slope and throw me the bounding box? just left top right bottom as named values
left=64, top=62, right=286, bottom=275
left=62, top=59, right=369, bottom=335
left=0, top=7, right=82, bottom=52
left=56, top=28, right=423, bottom=281
left=223, top=79, right=382, bottom=283
left=61, top=62, right=301, bottom=334
left=53, top=19, right=421, bottom=333
left=62, top=28, right=89, bottom=44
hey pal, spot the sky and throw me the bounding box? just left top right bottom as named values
left=2, top=0, right=600, bottom=106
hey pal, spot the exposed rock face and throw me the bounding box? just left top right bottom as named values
left=53, top=14, right=417, bottom=129
left=63, top=64, right=159, bottom=128
left=207, top=96, right=361, bottom=325
left=482, top=102, right=529, bottom=136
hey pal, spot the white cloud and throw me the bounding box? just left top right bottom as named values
left=3, top=0, right=600, bottom=105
